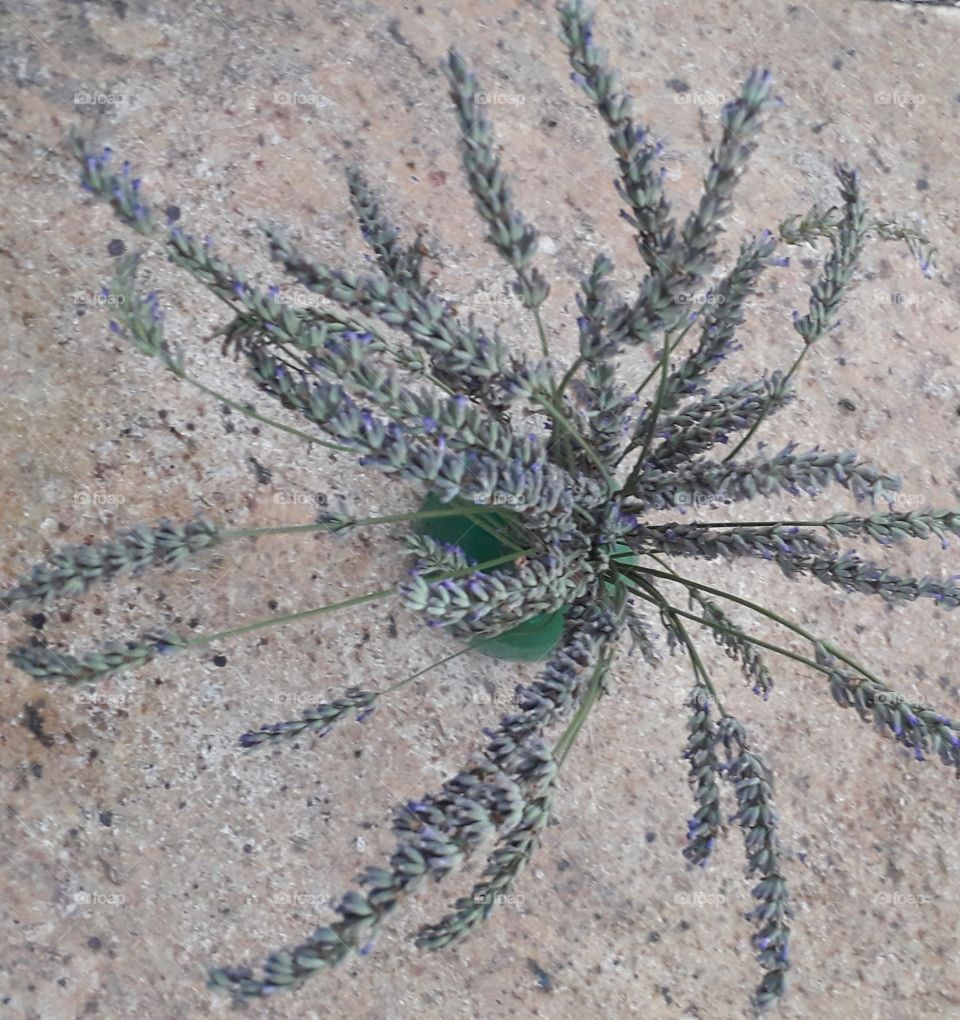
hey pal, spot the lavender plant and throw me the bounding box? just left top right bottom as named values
left=5, top=0, right=951, bottom=1010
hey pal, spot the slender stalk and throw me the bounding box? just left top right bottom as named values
left=535, top=395, right=616, bottom=492
left=177, top=369, right=351, bottom=451
left=627, top=572, right=727, bottom=715
left=615, top=556, right=884, bottom=686
left=620, top=577, right=832, bottom=677
left=619, top=320, right=692, bottom=493
left=532, top=305, right=552, bottom=361
left=222, top=504, right=522, bottom=540
left=380, top=646, right=471, bottom=698
left=553, top=647, right=613, bottom=766
left=182, top=587, right=393, bottom=649
left=556, top=355, right=585, bottom=400
left=641, top=517, right=838, bottom=531
left=183, top=548, right=536, bottom=649
left=721, top=345, right=809, bottom=462
left=613, top=315, right=701, bottom=469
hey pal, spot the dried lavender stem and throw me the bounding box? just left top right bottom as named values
left=625, top=558, right=884, bottom=689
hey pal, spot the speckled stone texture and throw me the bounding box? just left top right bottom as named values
left=2, top=1, right=960, bottom=1018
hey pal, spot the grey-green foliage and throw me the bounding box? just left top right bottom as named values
left=4, top=0, right=952, bottom=1013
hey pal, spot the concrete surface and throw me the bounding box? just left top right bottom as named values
left=2, top=1, right=960, bottom=1018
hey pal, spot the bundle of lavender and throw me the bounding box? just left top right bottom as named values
left=4, top=1, right=950, bottom=1010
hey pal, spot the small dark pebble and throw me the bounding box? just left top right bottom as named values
left=526, top=958, right=552, bottom=992
left=165, top=204, right=181, bottom=222
left=106, top=239, right=125, bottom=257
left=268, top=599, right=278, bottom=610
left=87, top=937, right=102, bottom=951
left=839, top=398, right=856, bottom=412
left=213, top=654, right=227, bottom=667
left=645, top=830, right=657, bottom=843
left=665, top=77, right=689, bottom=93
left=99, top=811, right=113, bottom=827
left=29, top=612, right=46, bottom=630
left=243, top=843, right=254, bottom=854
left=916, top=178, right=929, bottom=192
left=648, top=931, right=661, bottom=943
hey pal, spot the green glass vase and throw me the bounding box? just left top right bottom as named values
left=416, top=493, right=634, bottom=662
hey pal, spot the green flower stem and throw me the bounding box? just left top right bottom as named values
left=627, top=571, right=728, bottom=716
left=535, top=395, right=616, bottom=492
left=619, top=320, right=691, bottom=493
left=619, top=576, right=833, bottom=679
left=222, top=504, right=515, bottom=541
left=182, top=588, right=394, bottom=649
left=614, top=316, right=700, bottom=470
left=379, top=646, right=471, bottom=697
left=633, top=315, right=699, bottom=401
left=614, top=556, right=883, bottom=687
left=721, top=343, right=810, bottom=463
left=553, top=646, right=614, bottom=766
left=181, top=547, right=536, bottom=650
left=239, top=645, right=474, bottom=749
left=642, top=518, right=836, bottom=531
left=175, top=366, right=351, bottom=452
left=556, top=355, right=585, bottom=400
left=531, top=304, right=552, bottom=362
